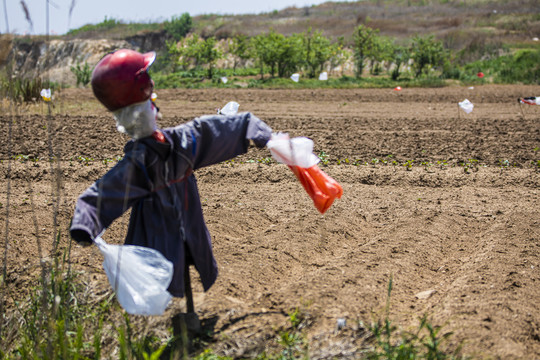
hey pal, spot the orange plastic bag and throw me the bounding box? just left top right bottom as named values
left=267, top=133, right=343, bottom=214
left=288, top=165, right=343, bottom=214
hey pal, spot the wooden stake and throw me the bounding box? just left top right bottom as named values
left=184, top=262, right=194, bottom=313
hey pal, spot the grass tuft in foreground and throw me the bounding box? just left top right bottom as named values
left=1, top=244, right=466, bottom=359
left=364, top=276, right=466, bottom=360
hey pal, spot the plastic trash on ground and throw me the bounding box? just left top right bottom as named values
left=40, top=89, right=51, bottom=102
left=219, top=101, right=239, bottom=115
left=519, top=97, right=540, bottom=105
left=94, top=236, right=173, bottom=316
left=319, top=72, right=328, bottom=81
left=290, top=73, right=300, bottom=82
left=267, top=133, right=343, bottom=214
left=459, top=99, right=474, bottom=114
left=221, top=77, right=228, bottom=84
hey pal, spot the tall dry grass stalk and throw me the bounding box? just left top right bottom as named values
left=20, top=1, right=33, bottom=33
left=0, top=25, right=15, bottom=344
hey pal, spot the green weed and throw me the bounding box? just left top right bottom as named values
left=365, top=276, right=464, bottom=359
left=2, top=233, right=173, bottom=359
left=0, top=77, right=56, bottom=103
left=421, top=161, right=433, bottom=172
left=498, top=159, right=510, bottom=169
left=318, top=151, right=329, bottom=166
left=257, top=157, right=273, bottom=165
left=76, top=155, right=93, bottom=166
left=5, top=234, right=104, bottom=359
left=70, top=62, right=92, bottom=88
left=436, top=160, right=449, bottom=170
left=403, top=160, right=414, bottom=171
left=13, top=154, right=38, bottom=163
left=194, top=349, right=232, bottom=359
left=460, top=159, right=479, bottom=174
left=116, top=314, right=170, bottom=360
left=275, top=308, right=308, bottom=360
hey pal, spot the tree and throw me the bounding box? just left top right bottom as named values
left=164, top=13, right=193, bottom=41
left=368, top=36, right=393, bottom=76
left=352, top=25, right=379, bottom=78
left=250, top=30, right=302, bottom=79
left=197, top=37, right=222, bottom=79
left=167, top=34, right=201, bottom=71
left=229, top=34, right=250, bottom=72
left=328, top=36, right=349, bottom=76
left=302, top=28, right=332, bottom=78
left=410, top=35, right=447, bottom=78
left=251, top=32, right=278, bottom=79
left=167, top=34, right=222, bottom=78
left=390, top=45, right=410, bottom=80
left=250, top=35, right=265, bottom=79
left=276, top=33, right=303, bottom=78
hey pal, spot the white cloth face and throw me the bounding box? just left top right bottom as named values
left=113, top=100, right=157, bottom=139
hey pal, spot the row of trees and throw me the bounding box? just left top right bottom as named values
left=166, top=20, right=449, bottom=81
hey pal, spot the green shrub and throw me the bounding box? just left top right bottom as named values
left=66, top=17, right=121, bottom=36
left=497, top=49, right=540, bottom=84
left=462, top=49, right=540, bottom=85
left=4, top=239, right=106, bottom=359
left=0, top=77, right=56, bottom=103
left=70, top=62, right=91, bottom=87
left=164, top=13, right=193, bottom=41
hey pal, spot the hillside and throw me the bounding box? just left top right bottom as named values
left=194, top=0, right=540, bottom=48
left=0, top=0, right=539, bottom=87
left=62, top=0, right=540, bottom=51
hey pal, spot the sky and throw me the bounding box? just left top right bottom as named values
left=2, top=0, right=339, bottom=35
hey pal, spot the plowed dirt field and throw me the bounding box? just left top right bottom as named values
left=1, top=85, right=539, bottom=359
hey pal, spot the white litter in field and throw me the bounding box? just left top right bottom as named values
left=459, top=99, right=474, bottom=114
left=219, top=101, right=239, bottom=115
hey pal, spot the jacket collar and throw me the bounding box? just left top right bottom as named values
left=124, top=129, right=172, bottom=160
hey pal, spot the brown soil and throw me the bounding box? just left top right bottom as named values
left=1, top=85, right=539, bottom=359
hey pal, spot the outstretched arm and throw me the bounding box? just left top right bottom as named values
left=174, top=112, right=272, bottom=170
left=70, top=153, right=152, bottom=245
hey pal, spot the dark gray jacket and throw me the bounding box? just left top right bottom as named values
left=70, top=112, right=272, bottom=297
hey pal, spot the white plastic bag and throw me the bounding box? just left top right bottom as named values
left=94, top=237, right=173, bottom=315
left=318, top=72, right=328, bottom=81
left=459, top=99, right=474, bottom=114
left=290, top=73, right=300, bottom=82
left=219, top=101, right=239, bottom=115
left=266, top=133, right=319, bottom=168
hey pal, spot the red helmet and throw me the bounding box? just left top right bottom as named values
left=91, top=49, right=156, bottom=111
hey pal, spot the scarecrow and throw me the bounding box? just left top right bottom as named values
left=69, top=49, right=273, bottom=309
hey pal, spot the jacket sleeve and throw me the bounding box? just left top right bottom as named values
left=175, top=112, right=272, bottom=170
left=69, top=153, right=152, bottom=245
